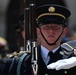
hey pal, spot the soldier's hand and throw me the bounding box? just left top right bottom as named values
left=47, top=57, right=76, bottom=70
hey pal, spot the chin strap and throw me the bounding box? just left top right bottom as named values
left=39, top=27, right=64, bottom=46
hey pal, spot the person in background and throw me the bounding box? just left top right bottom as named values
left=67, top=24, right=76, bottom=41
left=0, top=37, right=9, bottom=59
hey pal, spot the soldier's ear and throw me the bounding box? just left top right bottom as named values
left=62, top=28, right=68, bottom=38
left=36, top=28, right=41, bottom=36
left=22, top=31, right=25, bottom=39
left=36, top=28, right=41, bottom=45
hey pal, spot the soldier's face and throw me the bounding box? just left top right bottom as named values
left=36, top=24, right=67, bottom=45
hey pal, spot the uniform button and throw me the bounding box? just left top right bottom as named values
left=45, top=74, right=48, bottom=75
left=64, top=71, right=67, bottom=74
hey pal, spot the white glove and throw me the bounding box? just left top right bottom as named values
left=47, top=57, right=76, bottom=70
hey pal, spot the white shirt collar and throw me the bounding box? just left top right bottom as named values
left=41, top=45, right=49, bottom=59
left=41, top=45, right=60, bottom=59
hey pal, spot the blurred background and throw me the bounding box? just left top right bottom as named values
left=0, top=0, right=76, bottom=52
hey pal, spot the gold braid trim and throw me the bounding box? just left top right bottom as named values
left=61, top=42, right=76, bottom=56
left=63, top=43, right=74, bottom=50
left=36, top=13, right=66, bottom=22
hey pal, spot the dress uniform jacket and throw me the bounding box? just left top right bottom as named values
left=0, top=54, right=32, bottom=75
left=0, top=46, right=76, bottom=75
left=37, top=46, right=76, bottom=75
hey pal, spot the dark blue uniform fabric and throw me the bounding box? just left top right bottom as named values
left=0, top=46, right=76, bottom=75
left=37, top=46, right=76, bottom=75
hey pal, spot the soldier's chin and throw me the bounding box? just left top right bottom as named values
left=47, top=41, right=56, bottom=46
left=48, top=40, right=56, bottom=43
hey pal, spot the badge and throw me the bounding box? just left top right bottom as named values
left=48, top=7, right=55, bottom=13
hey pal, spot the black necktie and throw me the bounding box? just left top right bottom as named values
left=48, top=51, right=54, bottom=64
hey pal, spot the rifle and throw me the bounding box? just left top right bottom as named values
left=24, top=0, right=38, bottom=75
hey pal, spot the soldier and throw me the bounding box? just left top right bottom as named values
left=35, top=4, right=74, bottom=75
left=19, top=4, right=76, bottom=75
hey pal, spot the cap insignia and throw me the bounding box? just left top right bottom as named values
left=48, top=7, right=55, bottom=13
